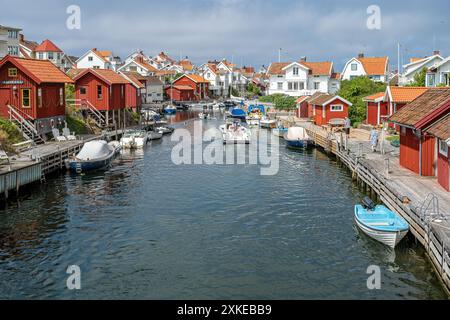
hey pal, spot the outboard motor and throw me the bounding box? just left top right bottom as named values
left=362, top=197, right=376, bottom=211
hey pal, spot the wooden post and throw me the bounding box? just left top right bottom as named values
left=106, top=110, right=110, bottom=127
left=118, top=108, right=121, bottom=129
left=384, top=158, right=390, bottom=177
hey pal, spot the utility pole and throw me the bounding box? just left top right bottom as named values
left=397, top=43, right=401, bottom=76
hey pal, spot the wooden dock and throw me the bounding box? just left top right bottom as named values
left=0, top=130, right=127, bottom=199
left=289, top=119, right=450, bottom=295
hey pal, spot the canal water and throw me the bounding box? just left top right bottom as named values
left=0, top=111, right=447, bottom=299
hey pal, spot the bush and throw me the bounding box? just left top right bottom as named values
left=259, top=94, right=297, bottom=110
left=0, top=119, right=23, bottom=144
left=66, top=114, right=90, bottom=135
left=337, top=76, right=387, bottom=125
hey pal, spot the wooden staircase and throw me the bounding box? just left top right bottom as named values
left=69, top=99, right=107, bottom=128
left=8, top=105, right=45, bottom=145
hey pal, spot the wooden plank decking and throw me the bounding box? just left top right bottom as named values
left=278, top=116, right=450, bottom=295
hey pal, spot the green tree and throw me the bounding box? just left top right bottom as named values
left=260, top=94, right=297, bottom=110
left=337, top=76, right=387, bottom=126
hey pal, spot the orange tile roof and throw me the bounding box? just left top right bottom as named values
left=300, top=61, right=332, bottom=75
left=91, top=49, right=110, bottom=63
left=186, top=74, right=209, bottom=83
left=134, top=58, right=158, bottom=72
left=1, top=56, right=73, bottom=83
left=410, top=57, right=427, bottom=63
left=267, top=62, right=290, bottom=75
left=357, top=57, right=388, bottom=75
left=74, top=68, right=129, bottom=85
left=97, top=50, right=112, bottom=57
left=35, top=39, right=62, bottom=53
left=363, top=92, right=385, bottom=102
left=388, top=86, right=429, bottom=103
left=155, top=70, right=177, bottom=76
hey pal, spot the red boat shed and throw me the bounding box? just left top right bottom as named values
left=172, top=74, right=209, bottom=101
left=425, top=116, right=449, bottom=191
left=363, top=92, right=388, bottom=126
left=295, top=96, right=310, bottom=118
left=120, top=71, right=144, bottom=110
left=308, top=94, right=352, bottom=126
left=165, top=85, right=195, bottom=102
left=0, top=55, right=73, bottom=134
left=390, top=88, right=450, bottom=187
left=73, top=68, right=129, bottom=124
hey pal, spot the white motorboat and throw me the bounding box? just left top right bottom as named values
left=260, top=117, right=277, bottom=129
left=65, top=140, right=121, bottom=173
left=147, top=130, right=163, bottom=140
left=284, top=127, right=313, bottom=149
left=199, top=112, right=211, bottom=120
left=220, top=120, right=251, bottom=144
left=120, top=130, right=148, bottom=149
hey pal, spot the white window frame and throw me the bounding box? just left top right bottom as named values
left=439, top=139, right=448, bottom=157
left=293, top=67, right=299, bottom=76
left=351, top=63, right=358, bottom=71
left=277, top=82, right=283, bottom=90
left=330, top=104, right=344, bottom=112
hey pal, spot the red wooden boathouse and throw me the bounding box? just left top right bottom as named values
left=308, top=93, right=352, bottom=126
left=390, top=88, right=450, bottom=190
left=172, top=74, right=209, bottom=101
left=0, top=55, right=73, bottom=139
left=120, top=71, right=144, bottom=110
left=73, top=68, right=130, bottom=127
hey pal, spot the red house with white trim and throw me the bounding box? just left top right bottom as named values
left=165, top=85, right=195, bottom=102
left=308, top=93, right=352, bottom=126
left=73, top=68, right=129, bottom=126
left=364, top=87, right=429, bottom=127
left=0, top=55, right=73, bottom=137
left=390, top=88, right=450, bottom=191
left=171, top=74, right=209, bottom=101
left=425, top=116, right=449, bottom=191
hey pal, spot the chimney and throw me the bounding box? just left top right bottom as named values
left=300, top=56, right=307, bottom=62
left=358, top=53, right=365, bottom=58
left=433, top=50, right=440, bottom=56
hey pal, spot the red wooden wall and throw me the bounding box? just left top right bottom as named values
left=313, top=99, right=349, bottom=126
left=0, top=61, right=65, bottom=120
left=400, top=128, right=420, bottom=174
left=75, top=73, right=126, bottom=111
left=124, top=84, right=142, bottom=109
left=437, top=145, right=449, bottom=191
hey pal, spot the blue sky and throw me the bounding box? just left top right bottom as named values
left=1, top=0, right=449, bottom=70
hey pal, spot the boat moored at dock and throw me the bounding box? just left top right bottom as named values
left=120, top=130, right=148, bottom=149
left=65, top=140, right=121, bottom=173
left=355, top=197, right=409, bottom=248
left=164, top=105, right=177, bottom=115
left=283, top=127, right=313, bottom=149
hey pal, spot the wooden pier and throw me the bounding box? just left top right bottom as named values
left=0, top=130, right=127, bottom=200
left=290, top=120, right=450, bottom=295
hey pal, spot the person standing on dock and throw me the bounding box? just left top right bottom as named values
left=370, top=128, right=379, bottom=153
left=344, top=117, right=351, bottom=138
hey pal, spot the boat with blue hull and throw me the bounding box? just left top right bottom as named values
left=65, top=140, right=121, bottom=174
left=283, top=127, right=312, bottom=149
left=355, top=197, right=409, bottom=248
left=230, top=108, right=247, bottom=122
left=164, top=105, right=177, bottom=115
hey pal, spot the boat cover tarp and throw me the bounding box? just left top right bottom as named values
left=286, top=127, right=310, bottom=140
left=231, top=108, right=246, bottom=117
left=77, top=141, right=112, bottom=161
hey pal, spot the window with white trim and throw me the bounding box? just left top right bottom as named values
left=293, top=67, right=299, bottom=76
left=277, top=82, right=283, bottom=90
left=330, top=105, right=343, bottom=112
left=439, top=139, right=448, bottom=157
left=351, top=63, right=357, bottom=71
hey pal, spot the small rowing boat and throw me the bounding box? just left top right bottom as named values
left=283, top=127, right=312, bottom=149
left=355, top=197, right=409, bottom=248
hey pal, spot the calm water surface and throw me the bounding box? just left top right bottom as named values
left=0, top=111, right=447, bottom=299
